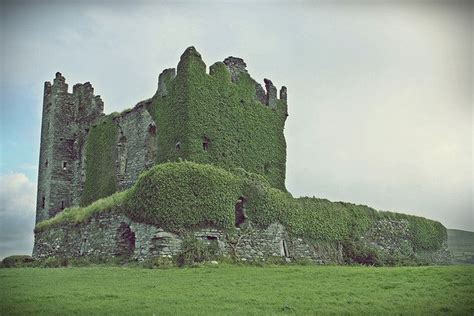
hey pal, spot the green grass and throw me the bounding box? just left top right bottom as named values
left=35, top=191, right=128, bottom=232
left=1, top=265, right=472, bottom=315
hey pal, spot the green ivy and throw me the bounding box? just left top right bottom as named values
left=147, top=48, right=287, bottom=191
left=39, top=161, right=447, bottom=252
left=81, top=116, right=118, bottom=206
left=125, top=161, right=242, bottom=232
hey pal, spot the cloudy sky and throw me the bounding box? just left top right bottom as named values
left=0, top=0, right=472, bottom=259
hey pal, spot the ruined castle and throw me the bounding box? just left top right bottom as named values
left=36, top=47, right=286, bottom=224
left=33, top=47, right=449, bottom=264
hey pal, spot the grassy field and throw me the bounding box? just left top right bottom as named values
left=1, top=265, right=473, bottom=315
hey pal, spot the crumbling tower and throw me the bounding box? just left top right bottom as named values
left=35, top=73, right=104, bottom=223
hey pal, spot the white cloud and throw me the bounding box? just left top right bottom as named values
left=0, top=173, right=36, bottom=260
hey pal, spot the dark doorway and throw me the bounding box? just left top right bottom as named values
left=115, top=222, right=136, bottom=257
left=235, top=197, right=246, bottom=227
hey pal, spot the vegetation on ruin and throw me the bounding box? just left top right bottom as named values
left=35, top=191, right=128, bottom=232
left=125, top=161, right=242, bottom=231
left=81, top=116, right=119, bottom=206
left=1, top=265, right=473, bottom=315
left=146, top=48, right=287, bottom=190
left=36, top=161, right=447, bottom=254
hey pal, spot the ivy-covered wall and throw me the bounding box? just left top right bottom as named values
left=147, top=47, right=288, bottom=191
left=38, top=161, right=448, bottom=258
left=81, top=116, right=119, bottom=206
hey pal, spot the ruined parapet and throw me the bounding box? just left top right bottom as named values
left=73, top=82, right=104, bottom=124
left=223, top=56, right=248, bottom=83
left=264, top=78, right=278, bottom=108
left=280, top=86, right=287, bottom=102
left=157, top=68, right=176, bottom=97
left=222, top=56, right=284, bottom=107
left=255, top=83, right=266, bottom=104
left=177, top=46, right=205, bottom=75
left=52, top=72, right=68, bottom=93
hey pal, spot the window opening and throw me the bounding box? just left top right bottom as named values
left=203, top=137, right=210, bottom=151
left=235, top=197, right=246, bottom=227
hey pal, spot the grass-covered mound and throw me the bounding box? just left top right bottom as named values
left=35, top=161, right=447, bottom=252
left=125, top=162, right=242, bottom=231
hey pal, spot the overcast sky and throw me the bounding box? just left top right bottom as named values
left=0, top=0, right=472, bottom=259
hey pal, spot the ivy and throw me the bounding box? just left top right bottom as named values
left=81, top=116, right=118, bottom=206
left=147, top=48, right=287, bottom=191
left=124, top=161, right=242, bottom=232
left=39, top=161, right=447, bottom=252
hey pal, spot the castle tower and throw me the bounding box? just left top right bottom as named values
left=152, top=47, right=289, bottom=190
left=35, top=73, right=103, bottom=223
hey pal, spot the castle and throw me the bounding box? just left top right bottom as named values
left=33, top=47, right=450, bottom=265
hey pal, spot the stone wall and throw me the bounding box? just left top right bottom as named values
left=34, top=211, right=314, bottom=261
left=113, top=100, right=157, bottom=190
left=33, top=211, right=449, bottom=265
left=363, top=219, right=451, bottom=264
left=36, top=73, right=104, bottom=223
left=36, top=72, right=158, bottom=224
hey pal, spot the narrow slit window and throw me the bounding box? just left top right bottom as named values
left=202, top=137, right=209, bottom=151
left=235, top=197, right=246, bottom=227
left=63, top=162, right=67, bottom=170
left=175, top=141, right=181, bottom=151
left=41, top=196, right=45, bottom=209
left=45, top=160, right=48, bottom=168
left=283, top=240, right=290, bottom=257
left=60, top=201, right=65, bottom=210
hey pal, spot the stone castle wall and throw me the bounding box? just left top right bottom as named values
left=34, top=210, right=448, bottom=264
left=36, top=51, right=288, bottom=225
